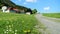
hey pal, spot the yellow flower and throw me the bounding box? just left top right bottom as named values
left=24, top=30, right=27, bottom=33
left=28, top=30, right=30, bottom=32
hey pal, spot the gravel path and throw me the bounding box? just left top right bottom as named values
left=35, top=14, right=60, bottom=34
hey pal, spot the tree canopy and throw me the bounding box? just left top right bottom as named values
left=32, top=9, right=37, bottom=14
left=0, top=0, right=38, bottom=14
left=0, top=0, right=28, bottom=10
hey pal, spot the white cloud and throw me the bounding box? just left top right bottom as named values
left=44, top=6, right=50, bottom=11
left=25, top=0, right=37, bottom=3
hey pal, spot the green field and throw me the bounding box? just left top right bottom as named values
left=0, top=12, right=39, bottom=34
left=43, top=13, right=60, bottom=18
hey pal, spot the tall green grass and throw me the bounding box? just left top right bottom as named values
left=43, top=13, right=60, bottom=18
left=0, top=12, right=38, bottom=34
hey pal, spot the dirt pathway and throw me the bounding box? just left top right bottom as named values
left=35, top=14, right=60, bottom=34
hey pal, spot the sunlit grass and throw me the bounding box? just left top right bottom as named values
left=43, top=13, right=60, bottom=18
left=0, top=12, right=38, bottom=34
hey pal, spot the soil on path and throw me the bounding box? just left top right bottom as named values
left=35, top=14, right=60, bottom=34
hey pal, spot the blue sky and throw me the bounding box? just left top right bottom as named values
left=11, top=0, right=60, bottom=13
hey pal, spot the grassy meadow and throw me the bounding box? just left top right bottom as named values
left=43, top=13, right=60, bottom=18
left=0, top=12, right=39, bottom=34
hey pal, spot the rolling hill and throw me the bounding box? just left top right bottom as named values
left=0, top=0, right=33, bottom=14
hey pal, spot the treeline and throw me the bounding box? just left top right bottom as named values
left=0, top=0, right=37, bottom=14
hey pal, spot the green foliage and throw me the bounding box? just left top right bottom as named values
left=0, top=0, right=33, bottom=13
left=0, top=12, right=38, bottom=34
left=32, top=9, right=37, bottom=14
left=0, top=0, right=28, bottom=10
left=43, top=13, right=60, bottom=18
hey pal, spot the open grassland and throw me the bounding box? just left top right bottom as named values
left=0, top=12, right=39, bottom=34
left=43, top=13, right=60, bottom=18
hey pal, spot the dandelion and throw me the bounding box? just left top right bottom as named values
left=24, top=30, right=27, bottom=33
left=27, top=30, right=30, bottom=32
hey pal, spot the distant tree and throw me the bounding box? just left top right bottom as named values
left=32, top=9, right=37, bottom=14
left=26, top=8, right=32, bottom=14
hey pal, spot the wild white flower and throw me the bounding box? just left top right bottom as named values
left=4, top=31, right=6, bottom=33
left=15, top=33, right=17, bottom=34
left=9, top=29, right=12, bottom=31
left=6, top=29, right=8, bottom=32
left=15, top=30, right=17, bottom=32
left=9, top=25, right=11, bottom=27
left=6, top=26, right=8, bottom=29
